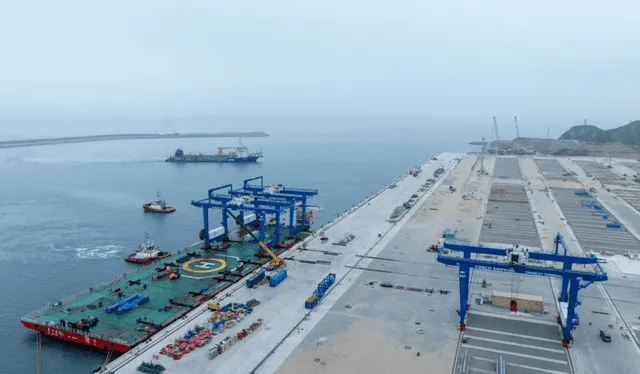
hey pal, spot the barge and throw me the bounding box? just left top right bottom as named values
left=166, top=138, right=262, bottom=163
left=20, top=177, right=318, bottom=352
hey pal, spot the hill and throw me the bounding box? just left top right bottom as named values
left=559, top=121, right=640, bottom=146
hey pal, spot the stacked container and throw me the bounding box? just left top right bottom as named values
left=208, top=319, right=264, bottom=360
left=304, top=273, right=336, bottom=309
left=269, top=269, right=288, bottom=287
left=245, top=269, right=266, bottom=288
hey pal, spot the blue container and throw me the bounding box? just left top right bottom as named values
left=246, top=269, right=266, bottom=288
left=105, top=295, right=138, bottom=314
left=305, top=295, right=318, bottom=309
left=220, top=303, right=233, bottom=312
left=269, top=269, right=288, bottom=287
left=443, top=228, right=457, bottom=239
left=607, top=222, right=621, bottom=229
left=307, top=273, right=337, bottom=308
left=115, top=295, right=149, bottom=314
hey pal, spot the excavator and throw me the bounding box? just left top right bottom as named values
left=224, top=208, right=284, bottom=269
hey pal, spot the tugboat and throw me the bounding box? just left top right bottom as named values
left=143, top=192, right=176, bottom=213
left=124, top=233, right=172, bottom=264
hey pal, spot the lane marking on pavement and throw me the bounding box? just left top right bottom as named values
left=464, top=334, right=565, bottom=353
left=465, top=326, right=562, bottom=344
left=463, top=344, right=568, bottom=365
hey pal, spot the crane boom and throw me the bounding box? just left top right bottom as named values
left=224, top=208, right=283, bottom=268
left=493, top=116, right=500, bottom=141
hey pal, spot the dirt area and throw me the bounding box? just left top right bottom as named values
left=277, top=319, right=457, bottom=374
left=413, top=154, right=489, bottom=224
left=491, top=138, right=640, bottom=158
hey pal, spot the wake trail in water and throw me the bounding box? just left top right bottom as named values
left=74, top=244, right=126, bottom=260
left=11, top=157, right=166, bottom=164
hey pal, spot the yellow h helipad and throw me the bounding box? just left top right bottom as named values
left=181, top=258, right=227, bottom=273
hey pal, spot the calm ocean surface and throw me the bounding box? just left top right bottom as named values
left=0, top=120, right=477, bottom=373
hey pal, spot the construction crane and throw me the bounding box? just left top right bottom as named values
left=224, top=208, right=284, bottom=269
left=165, top=114, right=177, bottom=134
left=492, top=116, right=500, bottom=141
left=513, top=116, right=520, bottom=138
left=479, top=137, right=486, bottom=174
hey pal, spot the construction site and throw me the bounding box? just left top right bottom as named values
left=62, top=149, right=638, bottom=374
left=480, top=117, right=640, bottom=159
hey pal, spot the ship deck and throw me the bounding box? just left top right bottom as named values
left=22, top=226, right=306, bottom=347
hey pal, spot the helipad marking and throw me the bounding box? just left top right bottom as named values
left=182, top=258, right=227, bottom=273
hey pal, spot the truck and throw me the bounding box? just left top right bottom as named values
left=428, top=239, right=444, bottom=252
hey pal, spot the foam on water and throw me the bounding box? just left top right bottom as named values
left=74, top=244, right=125, bottom=260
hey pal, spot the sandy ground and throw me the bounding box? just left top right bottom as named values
left=274, top=154, right=481, bottom=374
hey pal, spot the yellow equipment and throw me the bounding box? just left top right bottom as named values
left=224, top=208, right=284, bottom=268
left=207, top=302, right=220, bottom=311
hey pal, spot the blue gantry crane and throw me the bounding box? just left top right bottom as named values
left=228, top=189, right=299, bottom=243
left=237, top=176, right=319, bottom=235
left=438, top=232, right=607, bottom=347
left=191, top=183, right=292, bottom=249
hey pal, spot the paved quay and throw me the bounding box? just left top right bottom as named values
left=101, top=154, right=640, bottom=374
left=107, top=153, right=463, bottom=373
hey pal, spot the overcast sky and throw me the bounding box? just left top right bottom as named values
left=0, top=0, right=639, bottom=125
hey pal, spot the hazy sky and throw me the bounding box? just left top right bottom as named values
left=1, top=1, right=639, bottom=123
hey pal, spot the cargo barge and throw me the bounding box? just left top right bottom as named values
left=20, top=177, right=318, bottom=353
left=166, top=138, right=263, bottom=163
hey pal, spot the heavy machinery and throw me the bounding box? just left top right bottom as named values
left=207, top=303, right=220, bottom=311
left=224, top=208, right=284, bottom=269
left=438, top=232, right=608, bottom=347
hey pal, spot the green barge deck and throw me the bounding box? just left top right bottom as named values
left=21, top=226, right=308, bottom=350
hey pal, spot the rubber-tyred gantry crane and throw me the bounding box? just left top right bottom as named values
left=437, top=233, right=608, bottom=348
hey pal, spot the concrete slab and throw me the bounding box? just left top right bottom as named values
left=494, top=157, right=522, bottom=179
left=623, top=161, right=640, bottom=172
left=573, top=160, right=633, bottom=186
left=460, top=312, right=572, bottom=374
left=479, top=184, right=540, bottom=248
left=610, top=189, right=640, bottom=216
left=547, top=157, right=640, bottom=374
left=551, top=188, right=640, bottom=255
left=534, top=158, right=576, bottom=182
